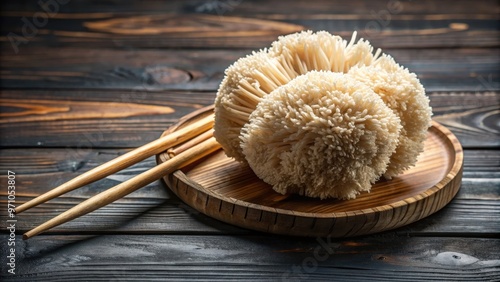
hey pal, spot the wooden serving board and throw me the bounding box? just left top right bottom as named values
left=157, top=106, right=463, bottom=237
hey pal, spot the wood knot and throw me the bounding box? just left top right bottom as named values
left=432, top=252, right=479, bottom=266
left=449, top=23, right=469, bottom=31
left=144, top=66, right=191, bottom=85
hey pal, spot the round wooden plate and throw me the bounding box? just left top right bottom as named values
left=157, top=106, right=463, bottom=237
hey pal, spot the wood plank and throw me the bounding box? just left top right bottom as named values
left=1, top=181, right=498, bottom=236
left=0, top=149, right=498, bottom=235
left=1, top=1, right=498, bottom=50
left=0, top=89, right=214, bottom=147
left=3, top=0, right=499, bottom=15
left=429, top=91, right=500, bottom=148
left=0, top=149, right=247, bottom=235
left=1, top=90, right=498, bottom=148
left=2, top=15, right=498, bottom=50
left=0, top=234, right=498, bottom=281
left=0, top=47, right=498, bottom=92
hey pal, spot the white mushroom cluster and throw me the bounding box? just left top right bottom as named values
left=214, top=30, right=432, bottom=199
left=348, top=55, right=432, bottom=178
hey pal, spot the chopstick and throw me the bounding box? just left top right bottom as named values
left=15, top=114, right=214, bottom=214
left=23, top=136, right=221, bottom=239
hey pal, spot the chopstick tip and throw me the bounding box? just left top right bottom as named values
left=23, top=229, right=38, bottom=240
left=14, top=202, right=30, bottom=214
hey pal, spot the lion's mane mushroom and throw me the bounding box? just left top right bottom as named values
left=214, top=31, right=376, bottom=161
left=213, top=30, right=432, bottom=200
left=269, top=30, right=380, bottom=74
left=348, top=55, right=432, bottom=178
left=214, top=51, right=296, bottom=161
left=240, top=71, right=401, bottom=200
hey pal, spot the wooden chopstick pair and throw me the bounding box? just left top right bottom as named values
left=16, top=115, right=219, bottom=240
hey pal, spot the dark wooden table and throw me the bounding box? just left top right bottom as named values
left=1, top=1, right=499, bottom=281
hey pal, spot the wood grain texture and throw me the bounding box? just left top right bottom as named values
left=21, top=136, right=220, bottom=239
left=0, top=89, right=211, bottom=147
left=1, top=91, right=498, bottom=148
left=430, top=92, right=500, bottom=148
left=0, top=0, right=498, bottom=280
left=3, top=0, right=499, bottom=15
left=156, top=107, right=463, bottom=237
left=1, top=0, right=498, bottom=49
left=14, top=114, right=213, bottom=215
left=1, top=47, right=498, bottom=92
left=0, top=148, right=496, bottom=236
left=1, top=179, right=498, bottom=236
left=1, top=234, right=499, bottom=281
